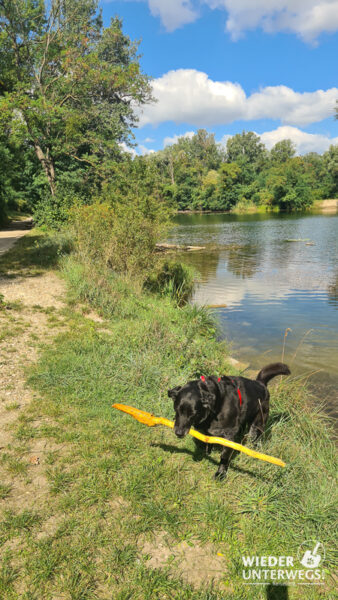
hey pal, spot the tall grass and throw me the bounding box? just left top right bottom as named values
left=144, top=260, right=197, bottom=305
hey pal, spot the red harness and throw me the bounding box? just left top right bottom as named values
left=201, top=376, right=242, bottom=407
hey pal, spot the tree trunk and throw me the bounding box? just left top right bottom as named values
left=33, top=143, right=56, bottom=196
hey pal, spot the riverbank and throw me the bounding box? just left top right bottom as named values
left=312, top=198, right=338, bottom=212
left=177, top=198, right=338, bottom=215
left=0, top=229, right=336, bottom=599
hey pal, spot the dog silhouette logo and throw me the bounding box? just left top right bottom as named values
left=298, top=542, right=324, bottom=568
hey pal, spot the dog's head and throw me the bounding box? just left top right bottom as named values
left=167, top=378, right=217, bottom=438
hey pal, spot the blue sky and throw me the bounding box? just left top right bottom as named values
left=100, top=1, right=338, bottom=155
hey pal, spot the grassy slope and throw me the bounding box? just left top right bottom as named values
left=0, top=234, right=336, bottom=599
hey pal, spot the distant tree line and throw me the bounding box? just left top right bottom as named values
left=146, top=129, right=338, bottom=212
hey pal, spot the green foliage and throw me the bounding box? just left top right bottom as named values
left=33, top=192, right=81, bottom=229
left=0, top=0, right=336, bottom=223
left=144, top=260, right=196, bottom=305
left=270, top=139, right=296, bottom=164
left=323, top=144, right=338, bottom=197
left=226, top=131, right=267, bottom=171
left=265, top=157, right=316, bottom=210
left=0, top=0, right=153, bottom=221
left=70, top=195, right=170, bottom=276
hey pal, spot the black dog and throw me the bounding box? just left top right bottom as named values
left=168, top=362, right=290, bottom=479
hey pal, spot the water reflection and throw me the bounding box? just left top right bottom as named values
left=328, top=272, right=338, bottom=308
left=224, top=244, right=263, bottom=279
left=188, top=249, right=221, bottom=282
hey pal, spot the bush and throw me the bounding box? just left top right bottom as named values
left=70, top=199, right=170, bottom=276
left=231, top=197, right=257, bottom=213
left=144, top=260, right=196, bottom=305
left=33, top=192, right=81, bottom=229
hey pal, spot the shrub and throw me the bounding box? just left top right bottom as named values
left=144, top=260, right=196, bottom=305
left=33, top=192, right=81, bottom=229
left=70, top=199, right=170, bottom=276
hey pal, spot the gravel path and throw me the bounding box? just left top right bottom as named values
left=0, top=218, right=33, bottom=256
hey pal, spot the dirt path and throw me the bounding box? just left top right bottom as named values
left=0, top=219, right=33, bottom=256
left=0, top=239, right=66, bottom=514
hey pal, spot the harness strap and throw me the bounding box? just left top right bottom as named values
left=237, top=387, right=242, bottom=407
left=207, top=376, right=243, bottom=407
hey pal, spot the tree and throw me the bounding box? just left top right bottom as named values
left=270, top=139, right=296, bottom=164
left=216, top=163, right=242, bottom=209
left=266, top=158, right=314, bottom=210
left=226, top=131, right=267, bottom=171
left=0, top=0, right=152, bottom=198
left=323, top=145, right=338, bottom=197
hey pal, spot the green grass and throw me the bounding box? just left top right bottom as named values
left=1, top=510, right=42, bottom=536
left=0, top=241, right=336, bottom=599
left=7, top=210, right=32, bottom=221
left=0, top=454, right=28, bottom=476
left=0, top=484, right=12, bottom=500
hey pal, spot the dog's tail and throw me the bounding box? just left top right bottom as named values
left=256, top=363, right=290, bottom=386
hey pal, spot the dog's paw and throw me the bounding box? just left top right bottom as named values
left=214, top=467, right=228, bottom=481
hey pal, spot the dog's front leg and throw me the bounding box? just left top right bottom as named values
left=215, top=431, right=237, bottom=480
left=215, top=447, right=234, bottom=480
left=193, top=437, right=213, bottom=459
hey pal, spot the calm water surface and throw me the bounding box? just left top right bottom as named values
left=168, top=212, right=338, bottom=421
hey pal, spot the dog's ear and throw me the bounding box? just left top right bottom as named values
left=168, top=385, right=181, bottom=399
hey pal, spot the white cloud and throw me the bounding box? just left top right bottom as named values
left=119, top=142, right=155, bottom=156
left=139, top=69, right=338, bottom=127
left=144, top=137, right=155, bottom=143
left=205, top=1, right=338, bottom=42
left=138, top=144, right=156, bottom=155
left=148, top=0, right=198, bottom=31
left=219, top=134, right=232, bottom=146
left=126, top=1, right=338, bottom=40
left=163, top=131, right=195, bottom=146
left=119, top=142, right=138, bottom=157
left=258, top=126, right=338, bottom=154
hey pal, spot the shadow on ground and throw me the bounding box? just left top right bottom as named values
left=266, top=583, right=289, bottom=599
left=152, top=441, right=270, bottom=481
left=0, top=231, right=72, bottom=276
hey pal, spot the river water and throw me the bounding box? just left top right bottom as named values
left=168, top=211, right=338, bottom=422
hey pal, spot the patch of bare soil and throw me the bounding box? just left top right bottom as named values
left=140, top=530, right=230, bottom=590
left=0, top=271, right=64, bottom=309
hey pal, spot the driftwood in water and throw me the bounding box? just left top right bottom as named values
left=155, top=243, right=205, bottom=252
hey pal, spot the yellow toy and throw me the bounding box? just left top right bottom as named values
left=112, top=403, right=286, bottom=468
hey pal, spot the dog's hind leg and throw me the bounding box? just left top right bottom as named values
left=248, top=401, right=269, bottom=443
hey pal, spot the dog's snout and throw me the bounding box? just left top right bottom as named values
left=175, top=429, right=186, bottom=438
left=174, top=424, right=189, bottom=438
